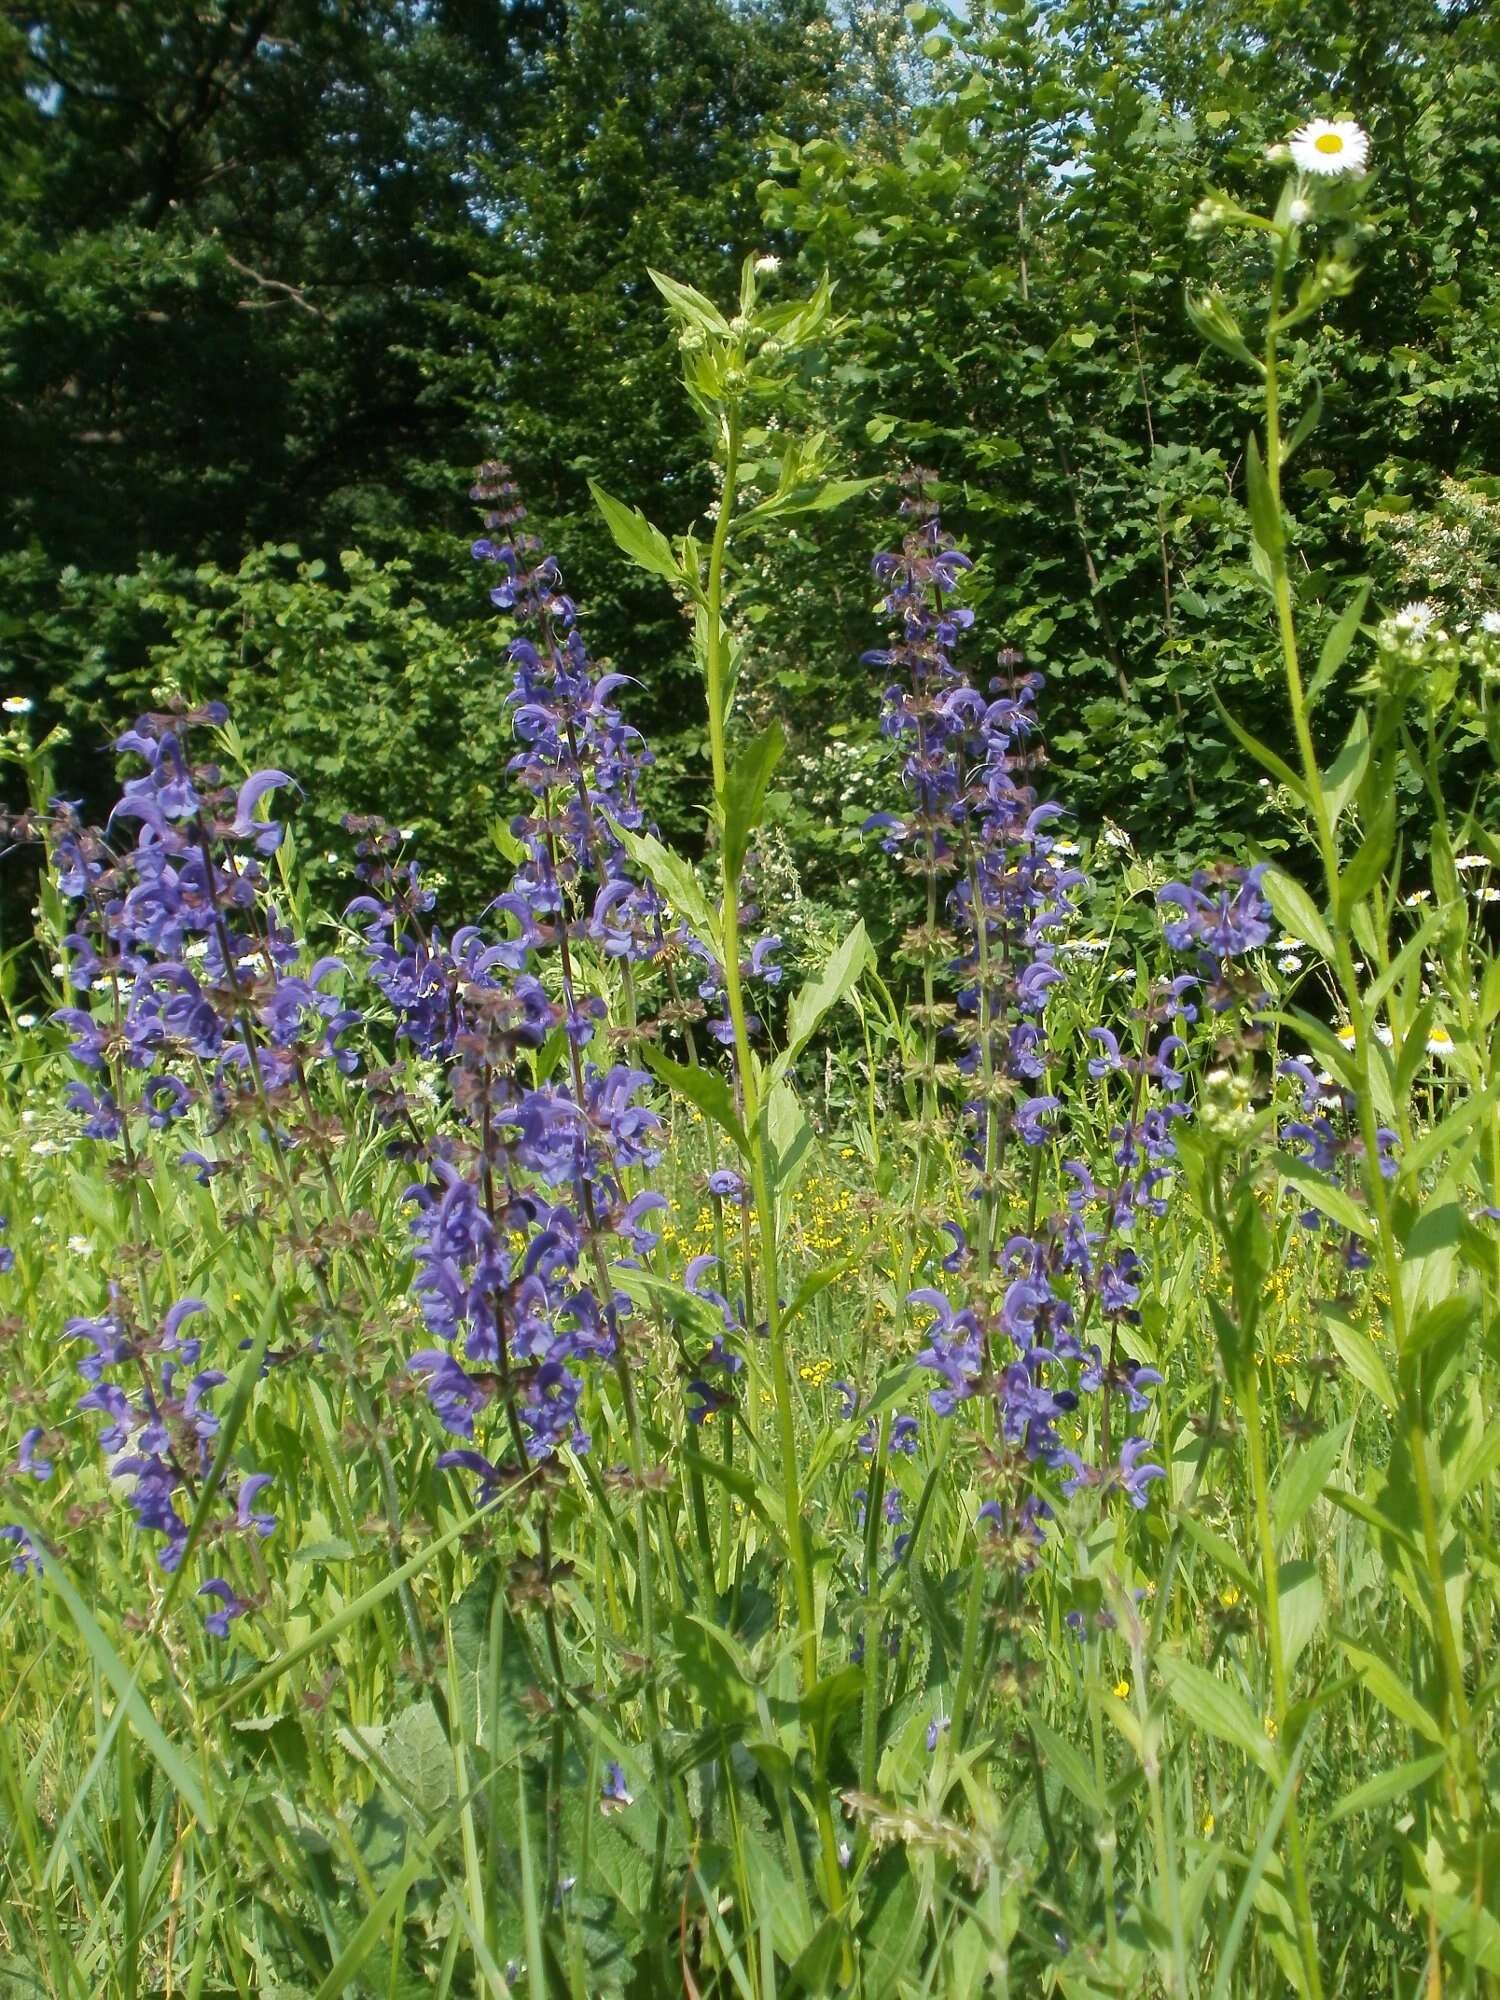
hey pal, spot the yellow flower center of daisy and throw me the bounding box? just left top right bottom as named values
left=1314, top=133, right=1344, bottom=154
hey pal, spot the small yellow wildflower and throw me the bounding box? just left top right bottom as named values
left=1113, top=1679, right=1131, bottom=1700
left=1220, top=1587, right=1240, bottom=1609
left=1264, top=1715, right=1279, bottom=1742
left=1202, top=1811, right=1215, bottom=1837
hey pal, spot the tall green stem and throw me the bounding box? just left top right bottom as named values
left=702, top=401, right=847, bottom=1923
left=1263, top=232, right=1476, bottom=1813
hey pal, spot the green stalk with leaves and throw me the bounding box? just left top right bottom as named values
left=591, top=255, right=874, bottom=1926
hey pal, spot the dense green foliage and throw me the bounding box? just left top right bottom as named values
left=6, top=0, right=1500, bottom=934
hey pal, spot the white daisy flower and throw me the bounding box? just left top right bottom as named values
left=1478, top=887, right=1500, bottom=904
left=754, top=253, right=780, bottom=275
left=1481, top=610, right=1500, bottom=635
left=1426, top=1025, right=1456, bottom=1059
left=1051, top=839, right=1081, bottom=857
left=1394, top=599, right=1437, bottom=637
left=1288, top=118, right=1371, bottom=178
left=67, top=1235, right=91, bottom=1256
left=1335, top=1024, right=1357, bottom=1050
left=1278, top=952, right=1303, bottom=973
left=1288, top=197, right=1313, bottom=225
left=1455, top=852, right=1488, bottom=872
left=1403, top=888, right=1431, bottom=905
left=15, top=1012, right=36, bottom=1029
left=2, top=695, right=34, bottom=715
left=1273, top=933, right=1303, bottom=952
left=1101, top=823, right=1132, bottom=851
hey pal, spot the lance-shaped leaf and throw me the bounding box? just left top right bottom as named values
left=642, top=1045, right=747, bottom=1156
left=1262, top=866, right=1336, bottom=962
left=1159, top=1654, right=1280, bottom=1776
left=1306, top=580, right=1371, bottom=708
left=648, top=267, right=732, bottom=339
left=768, top=919, right=870, bottom=1088
left=721, top=721, right=784, bottom=881
left=589, top=480, right=681, bottom=587
left=1244, top=431, right=1284, bottom=563
left=610, top=822, right=717, bottom=944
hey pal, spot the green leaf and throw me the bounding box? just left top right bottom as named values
left=799, top=1664, right=864, bottom=1735
left=647, top=267, right=732, bottom=339
left=1398, top=1181, right=1464, bottom=1333
left=381, top=1700, right=454, bottom=1816
left=610, top=822, right=717, bottom=942
left=1283, top=375, right=1323, bottom=462
left=613, top=1265, right=731, bottom=1351
left=782, top=475, right=878, bottom=514
left=1306, top=582, right=1370, bottom=707
left=1262, top=867, right=1336, bottom=962
left=642, top=1045, right=747, bottom=1154
left=1158, top=1654, right=1278, bottom=1775
left=1339, top=1640, right=1444, bottom=1743
left=783, top=1258, right=852, bottom=1325
left=766, top=1077, right=814, bottom=1199
left=1323, top=1752, right=1448, bottom=1827
left=1274, top=1152, right=1371, bottom=1239
left=1244, top=431, right=1283, bottom=562
left=1177, top=1512, right=1256, bottom=1594
left=1209, top=692, right=1308, bottom=805
left=770, top=918, right=870, bottom=1086
left=588, top=479, right=681, bottom=586
left=1318, top=1304, right=1397, bottom=1413
left=722, top=721, right=784, bottom=880
left=1396, top=1091, right=1495, bottom=1189
left=1336, top=793, right=1395, bottom=923
left=680, top=1448, right=778, bottom=1529
left=1272, top=1420, right=1350, bottom=1545
left=1278, top=1559, right=1325, bottom=1673
left=670, top=1613, right=759, bottom=1728
left=1028, top=1716, right=1105, bottom=1813
left=1321, top=710, right=1370, bottom=829
left=1325, top=1484, right=1422, bottom=1560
